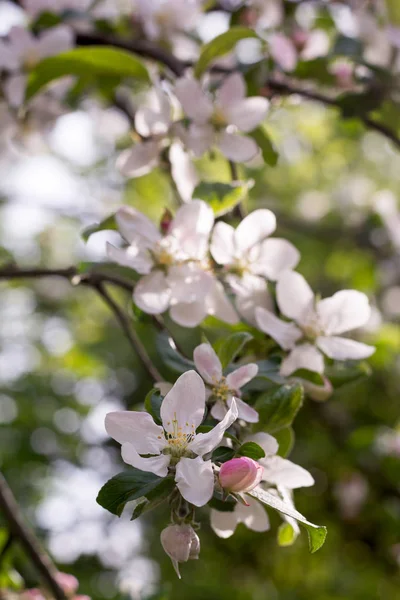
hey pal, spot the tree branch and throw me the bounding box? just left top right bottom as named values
left=0, top=472, right=66, bottom=600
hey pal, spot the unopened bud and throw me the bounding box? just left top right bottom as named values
left=55, top=573, right=79, bottom=596
left=160, top=208, right=173, bottom=234
left=219, top=456, right=263, bottom=493
left=160, top=524, right=200, bottom=579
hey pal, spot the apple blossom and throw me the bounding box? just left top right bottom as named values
left=219, top=456, right=263, bottom=493
left=107, top=200, right=238, bottom=327
left=160, top=524, right=200, bottom=579
left=193, top=342, right=259, bottom=423
left=133, top=0, right=202, bottom=41
left=256, top=270, right=375, bottom=375
left=105, top=371, right=238, bottom=507
left=174, top=73, right=269, bottom=163
left=210, top=495, right=270, bottom=538
left=0, top=25, right=74, bottom=108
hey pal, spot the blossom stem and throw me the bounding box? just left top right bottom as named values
left=0, top=472, right=66, bottom=600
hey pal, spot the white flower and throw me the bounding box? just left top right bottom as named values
left=255, top=271, right=375, bottom=376
left=210, top=208, right=299, bottom=321
left=193, top=342, right=259, bottom=423
left=174, top=73, right=269, bottom=163
left=133, top=0, right=202, bottom=41
left=0, top=25, right=74, bottom=108
left=107, top=200, right=238, bottom=327
left=105, top=371, right=238, bottom=507
left=210, top=431, right=314, bottom=538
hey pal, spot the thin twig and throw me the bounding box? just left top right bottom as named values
left=0, top=473, right=66, bottom=600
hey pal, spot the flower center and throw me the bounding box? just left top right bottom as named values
left=151, top=238, right=178, bottom=268
left=211, top=376, right=232, bottom=402
left=300, top=314, right=323, bottom=341
left=229, top=258, right=251, bottom=278
left=211, top=108, right=227, bottom=128
left=162, top=413, right=196, bottom=458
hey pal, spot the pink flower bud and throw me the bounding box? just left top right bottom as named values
left=219, top=456, right=263, bottom=493
left=160, top=524, right=200, bottom=578
left=55, top=573, right=79, bottom=595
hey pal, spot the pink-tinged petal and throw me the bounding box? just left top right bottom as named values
left=231, top=275, right=273, bottom=327
left=37, top=25, right=74, bottom=58
left=116, top=141, right=160, bottom=178
left=218, top=131, right=259, bottom=162
left=210, top=507, right=240, bottom=538
left=175, top=457, right=214, bottom=507
left=210, top=221, right=236, bottom=265
left=316, top=290, right=371, bottom=335
left=4, top=74, right=26, bottom=108
left=169, top=142, right=199, bottom=203
left=185, top=123, right=214, bottom=157
left=260, top=455, right=314, bottom=489
left=115, top=205, right=161, bottom=246
left=316, top=336, right=375, bottom=360
left=161, top=371, right=205, bottom=435
left=193, top=343, right=222, bottom=384
left=280, top=344, right=324, bottom=376
left=170, top=199, right=214, bottom=259
left=225, top=97, right=269, bottom=132
left=270, top=33, right=297, bottom=71
left=135, top=88, right=171, bottom=137
left=168, top=264, right=213, bottom=304
left=169, top=299, right=208, bottom=327
left=235, top=496, right=270, bottom=532
left=276, top=271, right=315, bottom=322
left=0, top=41, right=19, bottom=70
left=233, top=397, right=259, bottom=423
left=253, top=238, right=300, bottom=281
left=174, top=76, right=213, bottom=124
left=205, top=280, right=239, bottom=325
left=255, top=307, right=302, bottom=350
left=188, top=399, right=238, bottom=456
left=247, top=432, right=278, bottom=456
left=105, top=411, right=166, bottom=454
left=8, top=27, right=35, bottom=59
left=215, top=72, right=246, bottom=108
left=134, top=271, right=171, bottom=314
left=235, top=209, right=276, bottom=253
left=226, top=364, right=258, bottom=390
left=121, top=442, right=170, bottom=477
left=210, top=400, right=227, bottom=421
left=106, top=242, right=153, bottom=275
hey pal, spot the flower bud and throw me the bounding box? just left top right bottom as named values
left=219, top=456, right=263, bottom=493
left=160, top=524, right=200, bottom=578
left=55, top=573, right=79, bottom=596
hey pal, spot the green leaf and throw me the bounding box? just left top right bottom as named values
left=130, top=478, right=176, bottom=520
left=193, top=180, right=252, bottom=217
left=27, top=47, right=150, bottom=100
left=211, top=446, right=235, bottom=463
left=244, top=359, right=285, bottom=390
left=208, top=493, right=236, bottom=512
left=255, top=384, right=303, bottom=433
left=237, top=441, right=265, bottom=461
left=144, top=388, right=162, bottom=424
left=386, top=0, right=400, bottom=25
left=97, top=470, right=174, bottom=516
left=216, top=332, right=253, bottom=369
left=249, top=127, right=278, bottom=166
left=325, top=361, right=371, bottom=388
left=248, top=487, right=327, bottom=553
left=277, top=522, right=297, bottom=547
left=332, top=34, right=363, bottom=58
left=82, top=214, right=117, bottom=241
left=274, top=427, right=295, bottom=458
left=156, top=332, right=195, bottom=374
left=291, top=369, right=324, bottom=386
left=194, top=27, right=258, bottom=78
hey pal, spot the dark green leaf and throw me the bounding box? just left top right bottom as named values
left=144, top=388, right=162, bottom=425
left=291, top=369, right=324, bottom=386
left=244, top=359, right=285, bottom=391
left=237, top=441, right=265, bottom=460
left=130, top=477, right=176, bottom=520
left=195, top=27, right=258, bottom=78
left=216, top=332, right=253, bottom=369
left=332, top=35, right=363, bottom=58
left=27, top=47, right=150, bottom=100
left=249, top=127, right=278, bottom=166
left=211, top=446, right=235, bottom=463
left=325, top=361, right=371, bottom=388
left=208, top=494, right=237, bottom=512
left=156, top=332, right=195, bottom=374
left=255, top=384, right=303, bottom=433
left=193, top=181, right=252, bottom=216
left=82, top=214, right=117, bottom=241
left=294, top=57, right=336, bottom=85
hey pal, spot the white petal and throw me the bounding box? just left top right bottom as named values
left=235, top=209, right=276, bottom=254
left=185, top=123, right=214, bottom=157
left=105, top=411, right=166, bottom=454
left=106, top=242, right=153, bottom=275
left=121, top=442, right=170, bottom=477
left=270, top=33, right=297, bottom=71
left=255, top=307, right=302, bottom=350
left=115, top=205, right=161, bottom=246
left=170, top=200, right=214, bottom=259
left=193, top=343, right=222, bottom=384
left=226, top=364, right=258, bottom=390
left=218, top=132, right=259, bottom=162
left=224, top=97, right=269, bottom=132
left=169, top=300, right=208, bottom=327
left=205, top=280, right=239, bottom=325
left=280, top=344, right=325, bottom=376
left=247, top=432, right=279, bottom=456
left=188, top=399, right=238, bottom=456
left=0, top=41, right=19, bottom=70
left=232, top=276, right=273, bottom=327
left=210, top=221, right=236, bottom=265
left=276, top=271, right=315, bottom=321
left=210, top=508, right=240, bottom=538
left=134, top=271, right=171, bottom=314
left=236, top=497, right=270, bottom=532
left=161, top=371, right=205, bottom=435
left=116, top=142, right=160, bottom=178
left=210, top=400, right=227, bottom=421
left=167, top=264, right=213, bottom=304
left=260, top=455, right=314, bottom=489
left=233, top=397, right=259, bottom=423
left=169, top=142, right=199, bottom=203
left=316, top=290, right=371, bottom=335
left=175, top=457, right=214, bottom=507
left=135, top=89, right=171, bottom=137
left=8, top=27, right=35, bottom=59
left=316, top=336, right=375, bottom=360
left=37, top=25, right=74, bottom=58
left=253, top=238, right=300, bottom=281
left=174, top=76, right=213, bottom=124
left=215, top=73, right=246, bottom=108
left=4, top=74, right=26, bottom=108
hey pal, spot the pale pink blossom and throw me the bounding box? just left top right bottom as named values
left=160, top=523, right=200, bottom=578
